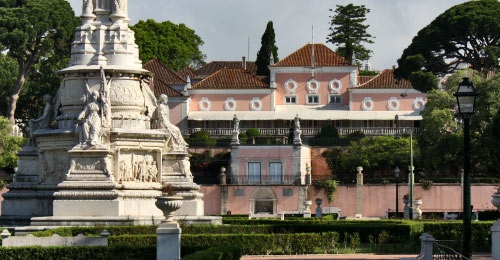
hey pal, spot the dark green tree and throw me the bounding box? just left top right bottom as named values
left=326, top=3, right=374, bottom=64
left=131, top=19, right=206, bottom=71
left=0, top=0, right=77, bottom=123
left=256, top=21, right=279, bottom=76
left=395, top=0, right=500, bottom=92
left=0, top=116, right=26, bottom=168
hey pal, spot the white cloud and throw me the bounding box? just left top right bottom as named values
left=67, top=0, right=468, bottom=70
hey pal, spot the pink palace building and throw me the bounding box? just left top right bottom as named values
left=141, top=43, right=429, bottom=216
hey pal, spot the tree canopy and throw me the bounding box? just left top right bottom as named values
left=395, top=0, right=500, bottom=92
left=0, top=0, right=77, bottom=123
left=131, top=19, right=206, bottom=71
left=256, top=21, right=279, bottom=76
left=0, top=116, right=26, bottom=168
left=326, top=3, right=374, bottom=64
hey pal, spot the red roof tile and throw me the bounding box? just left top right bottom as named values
left=176, top=67, right=196, bottom=81
left=143, top=59, right=186, bottom=86
left=192, top=68, right=269, bottom=90
left=150, top=77, right=182, bottom=97
left=272, top=44, right=351, bottom=67
left=358, top=75, right=376, bottom=84
left=194, top=61, right=257, bottom=77
left=356, top=69, right=413, bottom=89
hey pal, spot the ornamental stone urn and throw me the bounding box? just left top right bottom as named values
left=155, top=196, right=184, bottom=223
left=303, top=200, right=312, bottom=212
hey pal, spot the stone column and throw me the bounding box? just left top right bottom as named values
left=355, top=166, right=363, bottom=218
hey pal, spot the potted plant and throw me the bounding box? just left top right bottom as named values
left=155, top=183, right=183, bottom=223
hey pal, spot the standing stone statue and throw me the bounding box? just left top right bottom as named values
left=231, top=114, right=240, bottom=145
left=113, top=0, right=127, bottom=12
left=293, top=114, right=302, bottom=145
left=82, top=0, right=94, bottom=15
left=157, top=94, right=187, bottom=152
left=76, top=91, right=103, bottom=147
left=28, top=94, right=53, bottom=146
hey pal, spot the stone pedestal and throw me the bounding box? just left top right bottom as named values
left=157, top=222, right=181, bottom=260
left=355, top=167, right=363, bottom=218
left=492, top=220, right=500, bottom=259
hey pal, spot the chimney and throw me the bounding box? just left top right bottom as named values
left=242, top=56, right=247, bottom=70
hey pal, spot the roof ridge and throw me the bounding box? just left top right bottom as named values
left=145, top=58, right=186, bottom=84
left=192, top=67, right=226, bottom=88
left=358, top=69, right=390, bottom=88
left=156, top=77, right=183, bottom=95
left=273, top=43, right=311, bottom=67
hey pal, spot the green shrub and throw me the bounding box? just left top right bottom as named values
left=316, top=125, right=340, bottom=138
left=189, top=130, right=211, bottom=139
left=31, top=226, right=157, bottom=237
left=245, top=128, right=262, bottom=138
left=181, top=245, right=242, bottom=260
left=0, top=245, right=155, bottom=260
left=420, top=179, right=433, bottom=190
left=423, top=221, right=494, bottom=252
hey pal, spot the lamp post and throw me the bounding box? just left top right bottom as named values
left=454, top=77, right=478, bottom=259
left=395, top=114, right=399, bottom=137
left=394, top=166, right=400, bottom=217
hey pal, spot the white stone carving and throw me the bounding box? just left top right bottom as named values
left=249, top=97, right=262, bottom=111
left=224, top=97, right=236, bottom=111
left=362, top=97, right=374, bottom=111
left=198, top=97, right=211, bottom=111
left=28, top=94, right=53, bottom=146
left=387, top=97, right=400, bottom=111
left=293, top=114, right=302, bottom=145
left=306, top=78, right=320, bottom=94
left=329, top=79, right=342, bottom=94
left=76, top=91, right=104, bottom=147
left=231, top=114, right=240, bottom=145
left=284, top=79, right=297, bottom=94
left=158, top=94, right=188, bottom=152
left=413, top=97, right=425, bottom=111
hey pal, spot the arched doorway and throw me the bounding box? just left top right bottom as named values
left=250, top=187, right=277, bottom=215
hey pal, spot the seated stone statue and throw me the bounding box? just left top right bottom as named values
left=28, top=94, right=53, bottom=146
left=76, top=91, right=103, bottom=147
left=157, top=94, right=187, bottom=151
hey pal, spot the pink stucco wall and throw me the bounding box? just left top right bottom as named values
left=350, top=93, right=427, bottom=111
left=226, top=186, right=300, bottom=214
left=308, top=184, right=496, bottom=217
left=168, top=101, right=183, bottom=127
left=200, top=185, right=221, bottom=215
left=236, top=146, right=295, bottom=180
left=190, top=94, right=271, bottom=111
left=275, top=72, right=350, bottom=106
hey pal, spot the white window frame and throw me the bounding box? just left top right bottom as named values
left=269, top=162, right=283, bottom=184
left=306, top=94, right=320, bottom=104
left=329, top=94, right=342, bottom=104
left=248, top=162, right=261, bottom=184
left=285, top=95, right=297, bottom=104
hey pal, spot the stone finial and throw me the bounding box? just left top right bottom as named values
left=100, top=229, right=110, bottom=238
left=1, top=229, right=11, bottom=239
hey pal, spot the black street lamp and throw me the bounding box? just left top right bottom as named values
left=454, top=77, right=478, bottom=259
left=395, top=114, right=399, bottom=136
left=394, top=166, right=400, bottom=217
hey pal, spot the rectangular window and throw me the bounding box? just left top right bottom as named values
left=269, top=162, right=282, bottom=184
left=307, top=95, right=319, bottom=104
left=282, top=188, right=293, bottom=196
left=248, top=162, right=261, bottom=184
left=285, top=96, right=297, bottom=104
left=329, top=95, right=342, bottom=104
left=233, top=188, right=245, bottom=197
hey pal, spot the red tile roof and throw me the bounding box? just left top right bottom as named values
left=192, top=68, right=269, bottom=90
left=356, top=69, right=413, bottom=89
left=176, top=67, right=196, bottom=81
left=194, top=61, right=257, bottom=77
left=143, top=59, right=186, bottom=86
left=272, top=44, right=351, bottom=67
left=358, top=75, right=376, bottom=85
left=149, top=77, right=182, bottom=97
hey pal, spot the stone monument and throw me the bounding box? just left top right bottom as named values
left=1, top=0, right=216, bottom=226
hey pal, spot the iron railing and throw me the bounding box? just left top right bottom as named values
left=433, top=241, right=469, bottom=260
left=231, top=174, right=297, bottom=185
left=185, top=127, right=417, bottom=137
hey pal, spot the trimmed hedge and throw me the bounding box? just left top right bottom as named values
left=423, top=221, right=494, bottom=252
left=31, top=226, right=157, bottom=237
left=181, top=245, right=242, bottom=260
left=0, top=245, right=155, bottom=260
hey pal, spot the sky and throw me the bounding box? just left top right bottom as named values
left=67, top=0, right=469, bottom=71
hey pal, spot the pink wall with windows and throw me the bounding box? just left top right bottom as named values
left=275, top=72, right=350, bottom=106
left=350, top=93, right=427, bottom=111
left=235, top=146, right=295, bottom=181
left=189, top=94, right=271, bottom=111
left=226, top=186, right=300, bottom=214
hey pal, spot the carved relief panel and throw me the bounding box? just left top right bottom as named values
left=40, top=150, right=70, bottom=184
left=110, top=79, right=144, bottom=107
left=117, top=151, right=159, bottom=183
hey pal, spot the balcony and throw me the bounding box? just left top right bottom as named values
left=185, top=127, right=417, bottom=137
left=231, top=174, right=298, bottom=185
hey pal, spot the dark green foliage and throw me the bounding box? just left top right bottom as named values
left=186, top=131, right=216, bottom=147
left=322, top=147, right=346, bottom=178
left=347, top=131, right=365, bottom=139
left=131, top=19, right=205, bottom=71
left=423, top=221, right=494, bottom=252
left=31, top=226, right=157, bottom=237
left=245, top=128, right=262, bottom=138
left=256, top=21, right=279, bottom=75
left=395, top=0, right=500, bottom=92
left=312, top=180, right=338, bottom=203
left=0, top=246, right=155, bottom=260
left=0, top=0, right=78, bottom=122
left=359, top=70, right=379, bottom=76
left=316, top=125, right=340, bottom=138
left=0, top=116, right=26, bottom=168
left=326, top=3, right=374, bottom=63
left=181, top=245, right=242, bottom=260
